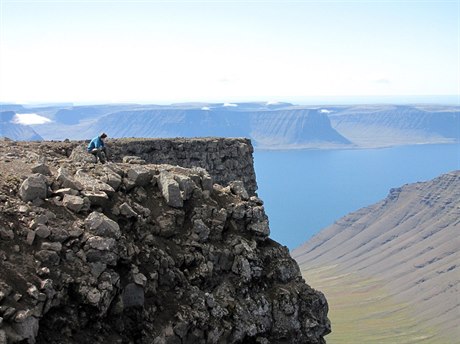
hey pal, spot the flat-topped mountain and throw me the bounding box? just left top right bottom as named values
left=293, top=171, right=460, bottom=343
left=30, top=105, right=350, bottom=149
left=328, top=104, right=459, bottom=147
left=5, top=103, right=459, bottom=149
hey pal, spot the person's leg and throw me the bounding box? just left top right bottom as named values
left=101, top=146, right=108, bottom=162
left=89, top=150, right=98, bottom=163
left=96, top=149, right=106, bottom=164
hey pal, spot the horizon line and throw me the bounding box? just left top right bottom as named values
left=1, top=94, right=459, bottom=107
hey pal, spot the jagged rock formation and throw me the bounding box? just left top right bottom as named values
left=69, top=138, right=258, bottom=196
left=0, top=139, right=330, bottom=344
left=293, top=171, right=460, bottom=343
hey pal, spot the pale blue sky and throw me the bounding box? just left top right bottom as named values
left=0, top=0, right=458, bottom=103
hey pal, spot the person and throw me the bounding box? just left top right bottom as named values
left=87, top=132, right=108, bottom=163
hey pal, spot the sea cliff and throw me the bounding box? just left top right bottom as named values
left=0, top=138, right=330, bottom=344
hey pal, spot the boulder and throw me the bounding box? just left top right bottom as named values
left=35, top=225, right=51, bottom=238
left=19, top=174, right=48, bottom=202
left=85, top=250, right=118, bottom=266
left=0, top=227, right=14, bottom=240
left=158, top=171, right=183, bottom=208
left=101, top=167, right=123, bottom=190
left=86, top=236, right=117, bottom=251
left=11, top=316, right=39, bottom=344
left=174, top=174, right=196, bottom=200
left=35, top=250, right=60, bottom=266
left=63, top=194, right=88, bottom=213
left=31, top=163, right=51, bottom=176
left=80, top=191, right=109, bottom=206
left=126, top=166, right=152, bottom=186
left=85, top=212, right=121, bottom=239
left=191, top=167, right=213, bottom=191
left=123, top=156, right=146, bottom=164
left=248, top=220, right=270, bottom=237
left=74, top=170, right=115, bottom=195
left=86, top=288, right=101, bottom=305
left=119, top=202, right=138, bottom=218
left=69, top=144, right=97, bottom=163
left=133, top=273, right=147, bottom=287
left=26, top=231, right=36, bottom=245
left=122, top=283, right=144, bottom=308
left=57, top=168, right=83, bottom=191
left=193, top=219, right=210, bottom=242
left=229, top=180, right=249, bottom=200
left=40, top=242, right=62, bottom=252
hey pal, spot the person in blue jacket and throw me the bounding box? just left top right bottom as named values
left=87, top=132, right=108, bottom=163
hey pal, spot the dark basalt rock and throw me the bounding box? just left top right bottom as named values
left=0, top=138, right=330, bottom=344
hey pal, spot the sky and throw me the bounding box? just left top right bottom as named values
left=0, top=0, right=459, bottom=104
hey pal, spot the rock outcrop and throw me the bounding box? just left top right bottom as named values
left=0, top=139, right=330, bottom=344
left=70, top=137, right=258, bottom=196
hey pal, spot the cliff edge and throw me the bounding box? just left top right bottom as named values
left=0, top=139, right=330, bottom=344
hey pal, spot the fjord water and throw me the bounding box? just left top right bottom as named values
left=254, top=144, right=460, bottom=249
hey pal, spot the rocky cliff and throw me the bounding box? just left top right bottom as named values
left=0, top=139, right=330, bottom=344
left=69, top=138, right=257, bottom=197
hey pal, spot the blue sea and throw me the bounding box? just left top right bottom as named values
left=253, top=144, right=460, bottom=250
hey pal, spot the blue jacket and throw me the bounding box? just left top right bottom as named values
left=87, top=136, right=105, bottom=152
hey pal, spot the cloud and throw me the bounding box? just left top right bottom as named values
left=223, top=103, right=238, bottom=107
left=266, top=101, right=280, bottom=105
left=320, top=109, right=332, bottom=114
left=201, top=106, right=210, bottom=111
left=13, top=113, right=52, bottom=125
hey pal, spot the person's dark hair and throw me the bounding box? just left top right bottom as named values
left=100, top=133, right=107, bottom=139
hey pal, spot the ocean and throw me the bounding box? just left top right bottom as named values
left=253, top=144, right=460, bottom=249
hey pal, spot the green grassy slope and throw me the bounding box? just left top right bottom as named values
left=302, top=266, right=453, bottom=344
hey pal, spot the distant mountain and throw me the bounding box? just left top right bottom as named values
left=328, top=105, right=460, bottom=147
left=0, top=111, right=43, bottom=141
left=71, top=107, right=350, bottom=149
left=250, top=109, right=350, bottom=148
left=0, top=111, right=16, bottom=122
left=292, top=171, right=460, bottom=343
left=25, top=103, right=460, bottom=149
left=0, top=104, right=26, bottom=112
left=50, top=104, right=150, bottom=125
